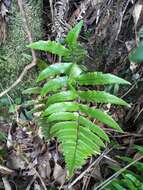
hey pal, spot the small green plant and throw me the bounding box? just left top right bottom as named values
left=105, top=172, right=143, bottom=190
left=104, top=146, right=143, bottom=190
left=24, top=21, right=130, bottom=176
left=129, top=26, right=143, bottom=62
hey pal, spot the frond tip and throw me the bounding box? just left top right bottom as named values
left=50, top=121, right=102, bottom=176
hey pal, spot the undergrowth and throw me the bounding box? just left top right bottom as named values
left=103, top=146, right=143, bottom=190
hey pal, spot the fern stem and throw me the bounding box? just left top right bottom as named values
left=70, top=112, right=80, bottom=176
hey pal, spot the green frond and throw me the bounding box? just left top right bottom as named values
left=79, top=127, right=105, bottom=148
left=49, top=121, right=101, bottom=176
left=43, top=102, right=79, bottom=116
left=47, top=91, right=78, bottom=105
left=66, top=20, right=83, bottom=47
left=69, top=64, right=83, bottom=78
left=40, top=76, right=68, bottom=96
left=47, top=112, right=78, bottom=122
left=118, top=156, right=143, bottom=172
left=27, top=40, right=70, bottom=56
left=110, top=181, right=126, bottom=190
left=76, top=72, right=131, bottom=85
left=46, top=112, right=105, bottom=147
left=37, top=62, right=73, bottom=82
left=78, top=91, right=129, bottom=106
left=79, top=104, right=123, bottom=132
left=79, top=116, right=110, bottom=142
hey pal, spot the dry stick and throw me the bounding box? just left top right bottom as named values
left=0, top=0, right=37, bottom=98
left=115, top=0, right=130, bottom=40
left=121, top=82, right=137, bottom=98
left=0, top=61, right=36, bottom=98
left=49, top=0, right=54, bottom=22
left=134, top=107, right=143, bottom=123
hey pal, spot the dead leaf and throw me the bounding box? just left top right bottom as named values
left=6, top=150, right=26, bottom=170
left=53, top=162, right=66, bottom=185
left=91, top=165, right=102, bottom=180
left=38, top=151, right=51, bottom=179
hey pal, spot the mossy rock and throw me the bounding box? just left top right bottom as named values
left=0, top=0, right=43, bottom=97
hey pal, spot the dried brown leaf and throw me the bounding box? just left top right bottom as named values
left=53, top=163, right=66, bottom=185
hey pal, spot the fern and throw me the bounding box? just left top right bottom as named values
left=105, top=146, right=143, bottom=190
left=25, top=21, right=130, bottom=177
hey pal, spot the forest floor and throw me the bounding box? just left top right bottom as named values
left=0, top=0, right=143, bottom=189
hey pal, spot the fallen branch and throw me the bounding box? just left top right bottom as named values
left=2, top=177, right=12, bottom=190
left=0, top=0, right=36, bottom=98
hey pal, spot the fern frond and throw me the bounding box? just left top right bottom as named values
left=78, top=116, right=110, bottom=142
left=47, top=112, right=79, bottom=122
left=69, top=63, right=83, bottom=78
left=40, top=76, right=68, bottom=96
left=26, top=23, right=131, bottom=177
left=66, top=20, right=83, bottom=47
left=79, top=104, right=123, bottom=132
left=27, top=40, right=70, bottom=56
left=76, top=72, right=131, bottom=85
left=47, top=91, right=78, bottom=105
left=43, top=102, right=79, bottom=116
left=78, top=91, right=129, bottom=106
left=43, top=102, right=122, bottom=175
left=43, top=102, right=110, bottom=141
left=37, top=62, right=73, bottom=82
left=49, top=121, right=101, bottom=176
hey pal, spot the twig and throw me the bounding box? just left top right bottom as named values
left=49, top=0, right=54, bottom=22
left=134, top=107, right=143, bottom=123
left=0, top=0, right=36, bottom=98
left=0, top=165, right=14, bottom=175
left=121, top=82, right=138, bottom=98
left=115, top=0, right=130, bottom=40
left=0, top=61, right=36, bottom=98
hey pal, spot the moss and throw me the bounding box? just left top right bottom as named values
left=0, top=0, right=43, bottom=97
